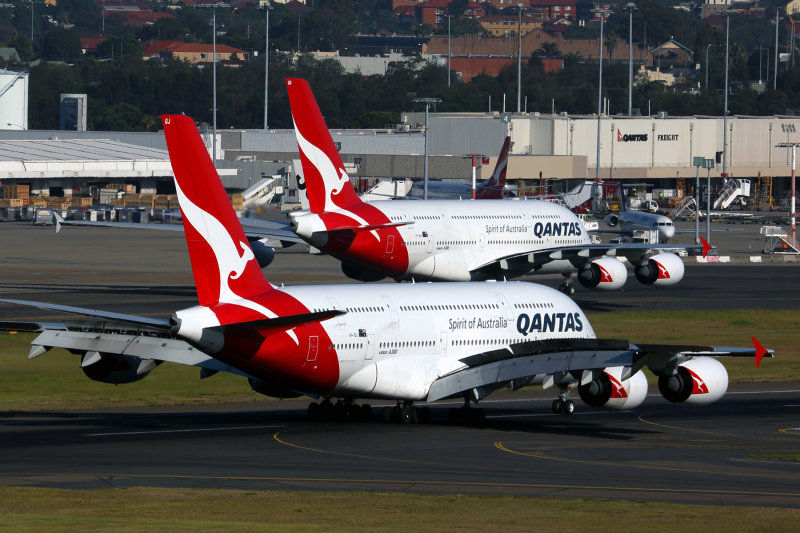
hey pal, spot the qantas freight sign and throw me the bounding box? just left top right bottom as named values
left=287, top=78, right=700, bottom=292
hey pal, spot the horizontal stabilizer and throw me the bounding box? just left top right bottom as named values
left=323, top=220, right=414, bottom=234
left=203, top=309, right=346, bottom=335
left=0, top=299, right=172, bottom=331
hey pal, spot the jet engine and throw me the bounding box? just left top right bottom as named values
left=578, top=367, right=648, bottom=410
left=80, top=352, right=158, bottom=384
left=657, top=356, right=728, bottom=406
left=577, top=258, right=627, bottom=290
left=249, top=239, right=276, bottom=268
left=605, top=214, right=619, bottom=227
left=634, top=252, right=684, bottom=287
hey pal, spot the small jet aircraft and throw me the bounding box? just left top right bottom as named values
left=0, top=114, right=770, bottom=423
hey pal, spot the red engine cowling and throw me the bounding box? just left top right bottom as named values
left=578, top=367, right=648, bottom=410
left=634, top=252, right=684, bottom=287
left=578, top=257, right=628, bottom=290
left=657, top=357, right=728, bottom=406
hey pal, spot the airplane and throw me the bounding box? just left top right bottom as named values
left=406, top=136, right=513, bottom=200
left=598, top=182, right=677, bottom=243
left=286, top=77, right=705, bottom=294
left=0, top=114, right=771, bottom=423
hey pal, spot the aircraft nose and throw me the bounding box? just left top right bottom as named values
left=663, top=224, right=676, bottom=239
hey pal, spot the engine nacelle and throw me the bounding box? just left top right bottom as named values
left=81, top=352, right=157, bottom=384
left=577, top=257, right=627, bottom=290
left=341, top=262, right=387, bottom=282
left=578, top=367, right=648, bottom=410
left=249, top=239, right=276, bottom=268
left=605, top=214, right=619, bottom=227
left=657, top=356, right=728, bottom=406
left=634, top=252, right=684, bottom=287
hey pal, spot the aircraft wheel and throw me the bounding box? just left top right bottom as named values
left=382, top=406, right=393, bottom=423
left=308, top=402, right=321, bottom=420
left=359, top=404, right=372, bottom=422
left=551, top=399, right=562, bottom=414
left=562, top=400, right=575, bottom=415
left=399, top=406, right=415, bottom=424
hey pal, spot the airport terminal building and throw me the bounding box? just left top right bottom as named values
left=2, top=110, right=800, bottom=210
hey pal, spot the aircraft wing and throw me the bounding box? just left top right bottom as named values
left=54, top=213, right=303, bottom=248
left=470, top=243, right=703, bottom=277
left=426, top=337, right=771, bottom=402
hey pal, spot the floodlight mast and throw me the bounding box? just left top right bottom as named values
left=777, top=143, right=799, bottom=242
left=413, top=98, right=442, bottom=200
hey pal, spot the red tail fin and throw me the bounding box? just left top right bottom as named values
left=286, top=78, right=362, bottom=214
left=486, top=136, right=511, bottom=189
left=162, top=115, right=272, bottom=306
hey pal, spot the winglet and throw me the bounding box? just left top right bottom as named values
left=751, top=336, right=768, bottom=368
left=700, top=236, right=712, bottom=258
left=54, top=212, right=64, bottom=234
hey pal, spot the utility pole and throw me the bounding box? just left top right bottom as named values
left=413, top=98, right=442, bottom=200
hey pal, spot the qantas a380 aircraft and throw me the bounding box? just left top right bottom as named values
left=286, top=78, right=703, bottom=294
left=0, top=114, right=770, bottom=423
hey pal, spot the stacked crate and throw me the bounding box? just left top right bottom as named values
left=3, top=184, right=29, bottom=206
left=228, top=193, right=244, bottom=211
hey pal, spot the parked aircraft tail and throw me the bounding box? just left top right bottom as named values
left=481, top=136, right=511, bottom=195
left=162, top=114, right=274, bottom=307
left=286, top=78, right=363, bottom=214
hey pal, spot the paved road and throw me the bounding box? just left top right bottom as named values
left=1, top=385, right=798, bottom=507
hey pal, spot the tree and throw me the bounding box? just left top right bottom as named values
left=42, top=29, right=81, bottom=62
left=536, top=42, right=561, bottom=57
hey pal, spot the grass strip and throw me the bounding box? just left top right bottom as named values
left=0, top=487, right=797, bottom=532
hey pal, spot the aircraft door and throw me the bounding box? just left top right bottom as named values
left=366, top=334, right=375, bottom=360
left=328, top=298, right=346, bottom=326
left=306, top=335, right=319, bottom=362
left=386, top=235, right=395, bottom=254
left=438, top=332, right=448, bottom=356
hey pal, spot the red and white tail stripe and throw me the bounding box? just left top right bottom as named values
left=286, top=78, right=362, bottom=214
left=162, top=115, right=273, bottom=307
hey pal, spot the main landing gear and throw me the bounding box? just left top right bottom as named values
left=558, top=273, right=576, bottom=296
left=382, top=401, right=433, bottom=424
left=551, top=387, right=575, bottom=415
left=447, top=393, right=486, bottom=426
left=307, top=397, right=373, bottom=422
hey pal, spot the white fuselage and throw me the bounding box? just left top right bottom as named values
left=282, top=282, right=595, bottom=399
left=174, top=281, right=596, bottom=401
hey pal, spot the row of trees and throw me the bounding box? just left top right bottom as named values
left=3, top=1, right=800, bottom=131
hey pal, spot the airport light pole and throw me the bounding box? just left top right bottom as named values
left=593, top=7, right=612, bottom=181
left=774, top=8, right=780, bottom=90
left=777, top=143, right=799, bottom=242
left=722, top=10, right=733, bottom=180
left=447, top=14, right=451, bottom=87
left=624, top=3, right=637, bottom=116
left=413, top=98, right=441, bottom=200
left=517, top=3, right=523, bottom=113
left=264, top=1, right=272, bottom=129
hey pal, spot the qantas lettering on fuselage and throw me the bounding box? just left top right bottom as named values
left=533, top=221, right=583, bottom=239
left=516, top=312, right=584, bottom=336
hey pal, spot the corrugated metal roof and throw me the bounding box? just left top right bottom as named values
left=0, top=139, right=168, bottom=162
